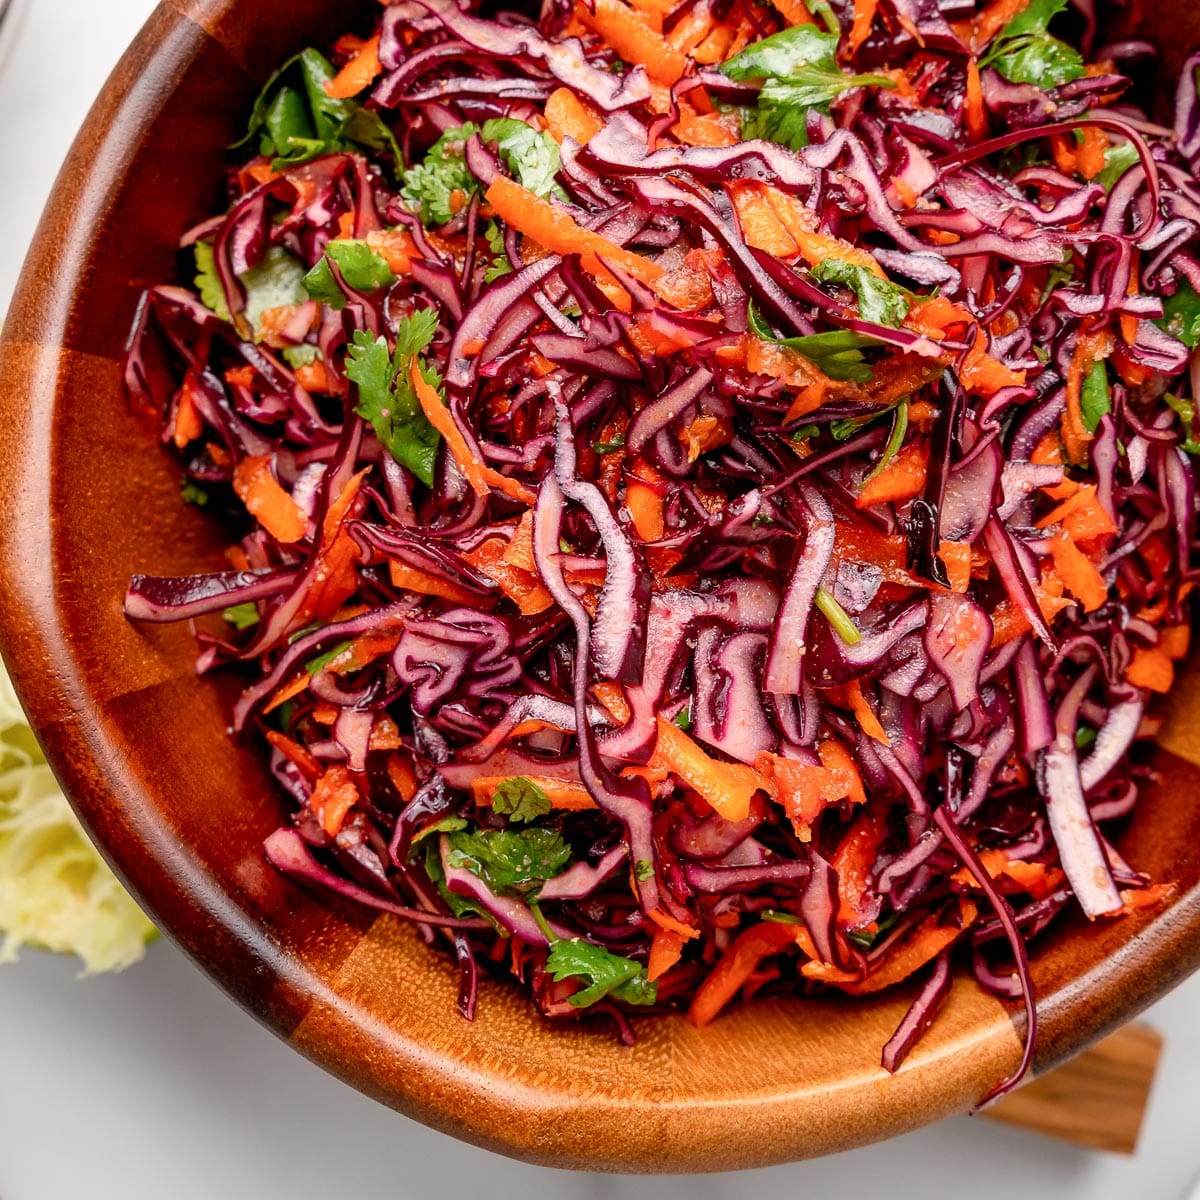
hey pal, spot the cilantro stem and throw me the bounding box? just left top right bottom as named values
left=528, top=898, right=558, bottom=944
left=815, top=586, right=863, bottom=646
left=862, top=398, right=909, bottom=484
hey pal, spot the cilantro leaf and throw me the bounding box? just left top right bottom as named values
left=242, top=245, right=308, bottom=332
left=812, top=258, right=910, bottom=327
left=180, top=480, right=210, bottom=507
left=237, top=48, right=402, bottom=173
left=1096, top=142, right=1139, bottom=191
left=345, top=314, right=442, bottom=487
left=634, top=858, right=655, bottom=881
left=1165, top=394, right=1200, bottom=455
left=545, top=938, right=658, bottom=1008
left=401, top=125, right=480, bottom=226
left=483, top=221, right=513, bottom=283
left=444, top=827, right=572, bottom=894
left=1080, top=360, right=1111, bottom=433
left=194, top=242, right=230, bottom=322
left=747, top=306, right=881, bottom=383
left=306, top=640, right=352, bottom=674
left=481, top=118, right=566, bottom=201
left=981, top=0, right=1085, bottom=89
left=221, top=602, right=260, bottom=630
left=720, top=26, right=895, bottom=150
left=281, top=343, right=321, bottom=369
left=303, top=240, right=396, bottom=309
left=402, top=120, right=565, bottom=227
left=424, top=838, right=495, bottom=921
left=1157, top=282, right=1200, bottom=349
left=490, top=777, right=553, bottom=823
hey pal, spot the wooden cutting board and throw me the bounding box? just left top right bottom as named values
left=982, top=1023, right=1163, bottom=1154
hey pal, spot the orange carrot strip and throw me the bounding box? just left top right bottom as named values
left=848, top=0, right=878, bottom=53
left=1160, top=624, right=1190, bottom=659
left=965, top=58, right=988, bottom=143
left=576, top=0, right=687, bottom=85
left=594, top=681, right=632, bottom=723
left=263, top=672, right=311, bottom=715
left=265, top=730, right=322, bottom=781
left=833, top=811, right=884, bottom=927
left=960, top=0, right=1030, bottom=51
left=462, top=537, right=554, bottom=615
left=1034, top=484, right=1117, bottom=542
left=1118, top=882, right=1176, bottom=913
left=856, top=441, right=929, bottom=508
left=387, top=754, right=419, bottom=802
left=816, top=738, right=868, bottom=805
left=485, top=176, right=663, bottom=285
left=410, top=360, right=536, bottom=505
left=232, top=455, right=309, bottom=543
left=688, top=920, right=798, bottom=1026
left=1062, top=332, right=1114, bottom=464
left=472, top=775, right=598, bottom=809
left=310, top=765, right=361, bottom=837
left=805, top=900, right=978, bottom=992
left=845, top=679, right=889, bottom=745
left=769, top=0, right=815, bottom=24
left=387, top=561, right=483, bottom=605
left=543, top=87, right=604, bottom=145
left=648, top=908, right=702, bottom=938
left=1076, top=127, right=1107, bottom=179
left=1126, top=646, right=1175, bottom=692
left=365, top=228, right=415, bottom=274
left=324, top=34, right=382, bottom=99
left=174, top=373, right=205, bottom=449
left=626, top=480, right=666, bottom=541
left=648, top=926, right=685, bottom=981
left=728, top=182, right=799, bottom=258
left=755, top=751, right=856, bottom=841
left=671, top=113, right=739, bottom=147
left=651, top=717, right=766, bottom=822
left=1046, top=530, right=1108, bottom=612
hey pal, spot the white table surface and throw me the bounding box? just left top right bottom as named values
left=2, top=3, right=1200, bottom=1197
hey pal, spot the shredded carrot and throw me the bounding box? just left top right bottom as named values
left=365, top=227, right=416, bottom=274
left=648, top=926, right=685, bottom=981
left=1034, top=484, right=1118, bottom=543
left=1076, top=127, right=1108, bottom=179
left=856, top=441, right=930, bottom=509
left=265, top=730, right=322, bottom=781
left=1127, top=645, right=1175, bottom=692
left=648, top=908, right=701, bottom=938
left=833, top=811, right=884, bottom=927
left=296, top=359, right=336, bottom=394
left=472, top=775, right=598, bottom=810
left=1062, top=332, right=1114, bottom=464
left=310, top=766, right=361, bottom=837
left=369, top=715, right=404, bottom=752
left=688, top=920, right=798, bottom=1026
left=1120, top=258, right=1141, bottom=345
left=462, top=537, right=554, bottom=615
left=755, top=750, right=860, bottom=840
left=263, top=672, right=311, bottom=716
left=626, top=480, right=666, bottom=542
left=291, top=469, right=370, bottom=627
left=410, top=360, right=536, bottom=504
left=387, top=754, right=419, bottom=802
left=1160, top=624, right=1191, bottom=659
left=594, top=681, right=632, bottom=723
left=845, top=679, right=889, bottom=745
left=805, top=900, right=978, bottom=993
left=965, top=58, right=988, bottom=143
left=650, top=717, right=766, bottom=822
left=769, top=0, right=815, bottom=25
left=672, top=112, right=739, bottom=147
left=953, top=0, right=1029, bottom=51
left=232, top=455, right=309, bottom=544
left=848, top=0, right=878, bottom=53
left=543, top=87, right=604, bottom=145
left=173, top=373, right=205, bottom=449
left=576, top=0, right=687, bottom=85
left=324, top=34, right=382, bottom=99
left=1045, top=531, right=1108, bottom=613
left=1118, top=883, right=1176, bottom=913
left=486, top=175, right=663, bottom=286
left=387, top=561, right=484, bottom=605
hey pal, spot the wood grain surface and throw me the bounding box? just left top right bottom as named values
left=985, top=1024, right=1163, bottom=1155
left=0, top=0, right=1198, bottom=1174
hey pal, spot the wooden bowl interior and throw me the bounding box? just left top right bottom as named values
left=2, top=0, right=1200, bottom=1172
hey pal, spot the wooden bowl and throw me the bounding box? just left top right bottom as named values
left=3, top=0, right=1200, bottom=1173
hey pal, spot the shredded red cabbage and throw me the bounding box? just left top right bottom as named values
left=124, top=0, right=1197, bottom=1103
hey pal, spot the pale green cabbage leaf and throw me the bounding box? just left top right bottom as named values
left=0, top=662, right=157, bottom=973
